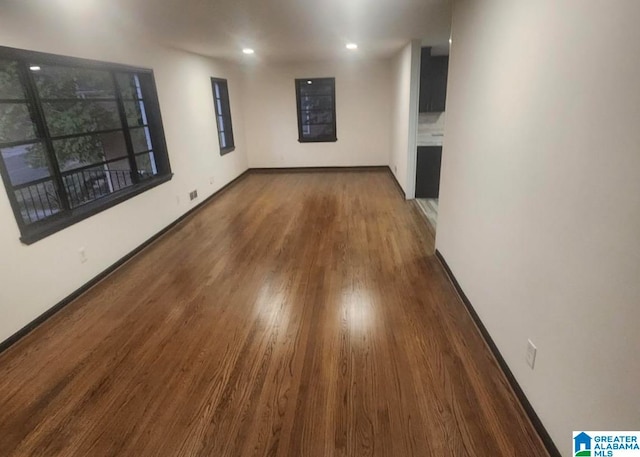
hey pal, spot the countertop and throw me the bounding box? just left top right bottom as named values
left=417, top=133, right=444, bottom=147
left=417, top=112, right=445, bottom=147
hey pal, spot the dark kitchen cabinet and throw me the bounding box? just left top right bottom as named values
left=419, top=48, right=449, bottom=113
left=415, top=146, right=442, bottom=198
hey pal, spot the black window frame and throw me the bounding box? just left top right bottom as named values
left=0, top=46, right=172, bottom=245
left=210, top=77, right=235, bottom=155
left=295, top=77, right=337, bottom=143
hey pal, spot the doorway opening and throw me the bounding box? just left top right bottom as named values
left=414, top=46, right=448, bottom=232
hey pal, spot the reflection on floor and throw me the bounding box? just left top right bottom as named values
left=416, top=198, right=438, bottom=230
left=0, top=171, right=549, bottom=456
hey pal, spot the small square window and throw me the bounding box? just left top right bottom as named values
left=295, top=78, right=337, bottom=143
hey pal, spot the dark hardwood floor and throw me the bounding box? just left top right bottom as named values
left=0, top=170, right=548, bottom=456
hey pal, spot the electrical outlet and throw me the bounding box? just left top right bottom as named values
left=78, top=247, right=87, bottom=264
left=176, top=195, right=180, bottom=206
left=394, top=165, right=397, bottom=173
left=526, top=339, right=537, bottom=369
left=189, top=190, right=198, bottom=201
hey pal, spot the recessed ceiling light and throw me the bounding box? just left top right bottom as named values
left=346, top=43, right=358, bottom=50
left=242, top=48, right=255, bottom=55
left=29, top=65, right=41, bottom=71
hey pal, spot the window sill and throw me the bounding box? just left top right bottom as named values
left=298, top=138, right=338, bottom=143
left=19, top=173, right=173, bottom=245
left=220, top=146, right=235, bottom=156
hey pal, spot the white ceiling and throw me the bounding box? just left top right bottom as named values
left=111, top=0, right=452, bottom=62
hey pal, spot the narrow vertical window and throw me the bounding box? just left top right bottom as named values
left=295, top=78, right=337, bottom=143
left=210, top=78, right=235, bottom=155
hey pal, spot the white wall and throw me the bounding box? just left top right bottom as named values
left=0, top=0, right=249, bottom=343
left=389, top=43, right=412, bottom=193
left=389, top=41, right=420, bottom=196
left=242, top=59, right=391, bottom=168
left=438, top=0, right=640, bottom=453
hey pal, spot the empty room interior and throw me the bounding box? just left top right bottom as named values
left=0, top=0, right=639, bottom=456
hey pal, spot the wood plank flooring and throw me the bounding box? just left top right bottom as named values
left=0, top=170, right=549, bottom=456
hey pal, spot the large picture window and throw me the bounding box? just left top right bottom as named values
left=295, top=77, right=337, bottom=143
left=210, top=78, right=235, bottom=155
left=0, top=47, right=171, bottom=244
